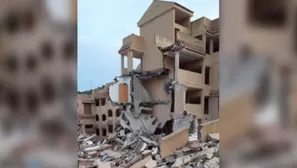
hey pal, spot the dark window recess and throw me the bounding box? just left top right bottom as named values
left=41, top=41, right=54, bottom=60
left=6, top=54, right=18, bottom=73
left=248, top=0, right=287, bottom=27
left=23, top=10, right=35, bottom=30
left=6, top=89, right=19, bottom=112
left=187, top=97, right=201, bottom=104
left=102, top=128, right=107, bottom=136
left=95, top=99, right=99, bottom=106
left=96, top=128, right=100, bottom=135
left=170, top=90, right=175, bottom=113
left=26, top=54, right=38, bottom=72
left=204, top=97, right=209, bottom=115
left=108, top=110, right=113, bottom=117
left=195, top=35, right=203, bottom=40
left=206, top=38, right=210, bottom=54
left=100, top=98, right=106, bottom=106
left=41, top=78, right=55, bottom=103
left=63, top=39, right=76, bottom=60
left=175, top=28, right=180, bottom=41
left=95, top=115, right=99, bottom=121
left=213, top=40, right=219, bottom=52
left=85, top=125, right=93, bottom=129
left=205, top=67, right=210, bottom=85
left=162, top=119, right=174, bottom=135
left=108, top=125, right=113, bottom=133
left=5, top=12, right=20, bottom=34
left=102, top=114, right=106, bottom=121
left=26, top=89, right=39, bottom=113
left=192, top=67, right=202, bottom=74
left=116, top=109, right=121, bottom=117
left=292, top=8, right=297, bottom=53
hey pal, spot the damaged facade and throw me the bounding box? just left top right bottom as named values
left=110, top=0, right=220, bottom=134
left=77, top=83, right=121, bottom=139
left=78, top=1, right=220, bottom=167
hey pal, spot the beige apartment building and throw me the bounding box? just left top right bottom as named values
left=92, top=83, right=122, bottom=139
left=77, top=84, right=121, bottom=139
left=77, top=94, right=95, bottom=135
left=117, top=0, right=219, bottom=128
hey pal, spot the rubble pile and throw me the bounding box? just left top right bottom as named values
left=78, top=115, right=219, bottom=168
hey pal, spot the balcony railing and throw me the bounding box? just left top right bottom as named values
left=185, top=104, right=203, bottom=118
left=178, top=69, right=203, bottom=88
left=177, top=31, right=205, bottom=54
left=119, top=34, right=145, bottom=54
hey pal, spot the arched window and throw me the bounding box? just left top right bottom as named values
left=102, top=114, right=106, bottom=121
left=95, top=114, right=99, bottom=121
left=116, top=109, right=121, bottom=117
left=108, top=109, right=113, bottom=117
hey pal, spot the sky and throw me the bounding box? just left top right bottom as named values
left=78, top=0, right=219, bottom=91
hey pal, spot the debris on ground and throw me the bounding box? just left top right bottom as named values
left=78, top=112, right=219, bottom=168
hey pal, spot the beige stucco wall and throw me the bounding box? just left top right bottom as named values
left=93, top=89, right=121, bottom=139
left=140, top=9, right=175, bottom=126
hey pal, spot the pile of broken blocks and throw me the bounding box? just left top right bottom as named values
left=78, top=117, right=219, bottom=168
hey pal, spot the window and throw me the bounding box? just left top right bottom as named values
left=204, top=97, right=209, bottom=115
left=108, top=125, right=113, bottom=133
left=95, top=98, right=99, bottom=106
left=102, top=114, right=106, bottom=121
left=213, top=40, right=219, bottom=52
left=96, top=128, right=100, bottom=136
left=108, top=109, right=113, bottom=117
left=116, top=109, right=121, bottom=117
left=102, top=128, right=107, bottom=136
left=95, top=114, right=99, bottom=121
left=248, top=0, right=287, bottom=27
left=100, top=98, right=106, bottom=106
left=206, top=38, right=210, bottom=54
left=205, top=66, right=210, bottom=85
left=85, top=125, right=93, bottom=129
left=83, top=104, right=92, bottom=114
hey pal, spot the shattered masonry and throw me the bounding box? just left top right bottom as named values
left=78, top=0, right=220, bottom=167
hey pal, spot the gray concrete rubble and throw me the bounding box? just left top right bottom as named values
left=77, top=112, right=219, bottom=168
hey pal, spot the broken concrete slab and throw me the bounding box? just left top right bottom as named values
left=208, top=133, right=219, bottom=141
left=128, top=155, right=153, bottom=168
left=160, top=127, right=189, bottom=158
left=200, top=120, right=219, bottom=142
left=84, top=144, right=111, bottom=152
left=96, top=161, right=112, bottom=168
left=145, top=157, right=157, bottom=168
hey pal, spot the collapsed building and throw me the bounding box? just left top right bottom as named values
left=77, top=1, right=220, bottom=167
left=77, top=83, right=121, bottom=139
left=109, top=0, right=220, bottom=135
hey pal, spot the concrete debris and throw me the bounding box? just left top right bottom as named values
left=78, top=113, right=219, bottom=168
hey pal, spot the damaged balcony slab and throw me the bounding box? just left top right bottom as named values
left=200, top=119, right=219, bottom=142
left=160, top=127, right=189, bottom=158
left=119, top=67, right=169, bottom=78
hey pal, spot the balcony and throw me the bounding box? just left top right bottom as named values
left=191, top=17, right=219, bottom=36
left=79, top=114, right=95, bottom=125
left=174, top=23, right=190, bottom=34
left=118, top=34, right=145, bottom=57
left=185, top=104, right=203, bottom=118
left=178, top=69, right=202, bottom=88
left=177, top=31, right=205, bottom=56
